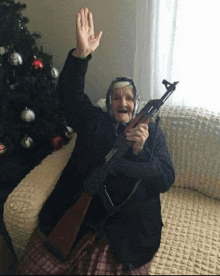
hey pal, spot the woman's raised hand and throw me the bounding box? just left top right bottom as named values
left=74, top=7, right=103, bottom=58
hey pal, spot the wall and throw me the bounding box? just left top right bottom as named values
left=21, top=0, right=137, bottom=104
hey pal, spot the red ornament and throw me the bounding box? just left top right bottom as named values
left=0, top=142, right=6, bottom=155
left=51, top=135, right=64, bottom=150
left=32, top=57, right=44, bottom=71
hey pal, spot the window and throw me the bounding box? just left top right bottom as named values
left=134, top=0, right=220, bottom=113
left=171, top=0, right=220, bottom=112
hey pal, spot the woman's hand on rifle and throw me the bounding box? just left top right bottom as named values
left=125, top=123, right=149, bottom=155
left=74, top=7, right=103, bottom=59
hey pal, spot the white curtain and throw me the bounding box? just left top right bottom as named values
left=134, top=0, right=220, bottom=113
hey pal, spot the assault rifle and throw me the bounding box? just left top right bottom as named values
left=83, top=79, right=179, bottom=209
left=45, top=79, right=178, bottom=261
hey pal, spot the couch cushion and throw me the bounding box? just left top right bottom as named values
left=148, top=186, right=220, bottom=275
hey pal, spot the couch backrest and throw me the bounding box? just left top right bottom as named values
left=97, top=99, right=220, bottom=200
left=159, top=105, right=220, bottom=200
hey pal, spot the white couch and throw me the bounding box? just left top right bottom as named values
left=3, top=103, right=220, bottom=275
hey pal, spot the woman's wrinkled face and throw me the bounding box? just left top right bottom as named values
left=112, top=85, right=135, bottom=123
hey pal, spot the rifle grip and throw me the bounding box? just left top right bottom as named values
left=125, top=114, right=151, bottom=132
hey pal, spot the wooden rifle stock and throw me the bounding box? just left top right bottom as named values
left=44, top=80, right=178, bottom=261
left=44, top=190, right=92, bottom=261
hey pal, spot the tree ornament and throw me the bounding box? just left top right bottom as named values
left=0, top=143, right=6, bottom=155
left=18, top=20, right=24, bottom=30
left=21, top=136, right=33, bottom=148
left=20, top=108, right=35, bottom=122
left=32, top=56, right=44, bottom=71
left=51, top=135, right=64, bottom=151
left=9, top=52, right=23, bottom=66
left=51, top=67, right=60, bottom=79
left=9, top=83, right=18, bottom=90
left=65, top=126, right=73, bottom=138
left=0, top=46, right=6, bottom=55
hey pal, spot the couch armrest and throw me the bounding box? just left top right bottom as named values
left=3, top=133, right=77, bottom=252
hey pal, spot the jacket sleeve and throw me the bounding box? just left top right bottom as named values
left=111, top=124, right=175, bottom=194
left=57, top=49, right=95, bottom=133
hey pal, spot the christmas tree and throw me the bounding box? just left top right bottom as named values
left=0, top=0, right=72, bottom=186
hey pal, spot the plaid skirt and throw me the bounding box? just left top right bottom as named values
left=70, top=232, right=152, bottom=275
left=17, top=229, right=151, bottom=275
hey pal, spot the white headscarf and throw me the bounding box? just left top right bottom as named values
left=106, top=77, right=140, bottom=122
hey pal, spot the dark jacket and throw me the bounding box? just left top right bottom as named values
left=39, top=49, right=175, bottom=270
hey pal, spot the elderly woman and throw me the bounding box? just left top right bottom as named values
left=39, top=8, right=175, bottom=275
